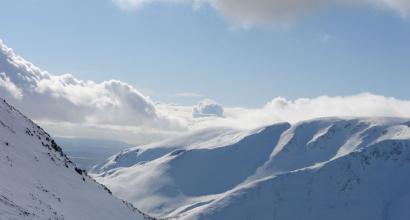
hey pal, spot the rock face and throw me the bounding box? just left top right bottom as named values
left=93, top=117, right=410, bottom=220
left=0, top=97, right=150, bottom=220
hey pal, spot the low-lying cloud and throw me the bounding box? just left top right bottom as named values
left=0, top=72, right=22, bottom=99
left=182, top=93, right=410, bottom=132
left=192, top=99, right=224, bottom=118
left=1, top=40, right=410, bottom=144
left=112, top=0, right=410, bottom=27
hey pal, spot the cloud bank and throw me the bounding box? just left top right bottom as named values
left=0, top=40, right=168, bottom=126
left=112, top=0, right=410, bottom=27
left=1, top=40, right=410, bottom=144
left=0, top=40, right=184, bottom=143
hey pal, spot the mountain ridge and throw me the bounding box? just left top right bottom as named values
left=93, top=116, right=410, bottom=219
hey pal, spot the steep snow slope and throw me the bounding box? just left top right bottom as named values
left=94, top=117, right=410, bottom=219
left=0, top=97, right=150, bottom=220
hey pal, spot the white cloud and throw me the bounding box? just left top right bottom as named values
left=0, top=40, right=185, bottom=143
left=262, top=93, right=410, bottom=123
left=188, top=93, right=410, bottom=131
left=376, top=0, right=410, bottom=17
left=112, top=0, right=410, bottom=27
left=2, top=40, right=410, bottom=144
left=0, top=72, right=22, bottom=99
left=192, top=99, right=224, bottom=118
left=0, top=41, right=155, bottom=125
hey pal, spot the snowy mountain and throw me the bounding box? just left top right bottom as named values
left=93, top=117, right=410, bottom=219
left=0, top=97, right=153, bottom=220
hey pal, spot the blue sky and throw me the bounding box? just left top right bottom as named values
left=0, top=0, right=409, bottom=107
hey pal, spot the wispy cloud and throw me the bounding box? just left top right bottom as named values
left=174, top=92, right=203, bottom=98
left=112, top=0, right=410, bottom=27
left=321, top=33, right=332, bottom=42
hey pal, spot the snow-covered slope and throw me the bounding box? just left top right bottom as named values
left=93, top=117, right=410, bottom=219
left=91, top=126, right=256, bottom=173
left=93, top=123, right=290, bottom=217
left=0, top=97, right=151, bottom=220
left=184, top=138, right=410, bottom=220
